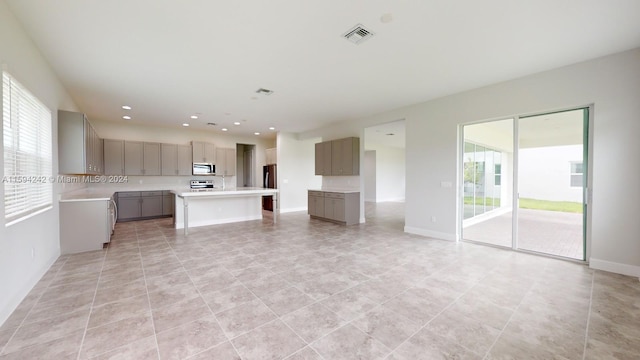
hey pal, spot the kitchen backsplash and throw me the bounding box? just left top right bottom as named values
left=321, top=175, right=360, bottom=191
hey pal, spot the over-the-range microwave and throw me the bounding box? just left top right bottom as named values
left=193, top=163, right=215, bottom=175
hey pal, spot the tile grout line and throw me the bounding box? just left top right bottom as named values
left=164, top=229, right=247, bottom=359
left=480, top=257, right=552, bottom=360
left=135, top=223, right=164, bottom=360
left=581, top=270, right=596, bottom=360
left=378, top=252, right=517, bottom=359
left=75, top=248, right=109, bottom=360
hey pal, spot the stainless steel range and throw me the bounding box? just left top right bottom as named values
left=190, top=179, right=215, bottom=190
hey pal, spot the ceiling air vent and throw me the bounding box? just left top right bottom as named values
left=255, top=88, right=274, bottom=95
left=342, top=24, right=374, bottom=45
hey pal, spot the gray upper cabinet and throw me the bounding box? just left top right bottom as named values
left=124, top=141, right=144, bottom=175
left=161, top=144, right=192, bottom=176
left=192, top=141, right=216, bottom=163
left=331, top=137, right=359, bottom=175
left=143, top=143, right=161, bottom=175
left=177, top=145, right=192, bottom=175
left=161, top=144, right=177, bottom=176
left=124, top=141, right=161, bottom=175
left=103, top=139, right=124, bottom=175
left=58, top=110, right=102, bottom=174
left=216, top=148, right=236, bottom=176
left=314, top=142, right=332, bottom=176
left=314, top=137, right=359, bottom=176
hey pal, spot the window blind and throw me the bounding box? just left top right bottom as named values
left=3, top=71, right=53, bottom=223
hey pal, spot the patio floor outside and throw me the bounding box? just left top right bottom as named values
left=463, top=208, right=583, bottom=260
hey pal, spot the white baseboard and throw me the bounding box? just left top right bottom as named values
left=589, top=257, right=640, bottom=278
left=279, top=207, right=308, bottom=214
left=377, top=197, right=405, bottom=203
left=404, top=226, right=456, bottom=241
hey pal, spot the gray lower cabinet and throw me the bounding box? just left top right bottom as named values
left=308, top=191, right=325, bottom=217
left=162, top=191, right=173, bottom=216
left=141, top=191, right=163, bottom=217
left=117, top=191, right=171, bottom=221
left=308, top=190, right=359, bottom=225
left=60, top=199, right=110, bottom=254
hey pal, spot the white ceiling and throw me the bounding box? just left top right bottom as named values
left=6, top=1, right=640, bottom=138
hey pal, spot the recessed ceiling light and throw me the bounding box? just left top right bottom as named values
left=254, top=132, right=260, bottom=135
left=122, top=115, right=131, bottom=120
left=221, top=128, right=228, bottom=132
left=190, top=115, right=198, bottom=119
left=182, top=123, right=189, bottom=127
left=269, top=127, right=275, bottom=130
left=121, top=105, right=131, bottom=110
left=380, top=13, right=393, bottom=23
left=233, top=122, right=241, bottom=126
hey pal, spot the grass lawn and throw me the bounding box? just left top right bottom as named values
left=465, top=196, right=582, bottom=213
left=519, top=198, right=583, bottom=213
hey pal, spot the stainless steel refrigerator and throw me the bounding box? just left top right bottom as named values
left=262, top=164, right=276, bottom=211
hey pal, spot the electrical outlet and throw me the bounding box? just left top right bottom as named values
left=31, top=247, right=35, bottom=259
left=431, top=216, right=436, bottom=222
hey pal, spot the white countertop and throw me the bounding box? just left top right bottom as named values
left=308, top=189, right=360, bottom=194
left=172, top=187, right=278, bottom=197
left=59, top=185, right=277, bottom=202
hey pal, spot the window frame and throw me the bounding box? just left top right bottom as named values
left=3, top=71, right=53, bottom=225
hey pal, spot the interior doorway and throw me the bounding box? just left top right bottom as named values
left=461, top=108, right=589, bottom=260
left=363, top=120, right=406, bottom=230
left=236, top=144, right=255, bottom=187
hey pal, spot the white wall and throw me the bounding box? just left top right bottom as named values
left=276, top=133, right=321, bottom=213
left=0, top=0, right=79, bottom=326
left=519, top=145, right=583, bottom=202
left=300, top=48, right=640, bottom=278
left=364, top=151, right=376, bottom=202
left=90, top=119, right=275, bottom=189
left=369, top=144, right=406, bottom=202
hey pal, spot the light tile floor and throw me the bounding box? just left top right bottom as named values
left=0, top=203, right=638, bottom=359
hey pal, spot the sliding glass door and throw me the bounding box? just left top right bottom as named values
left=517, top=109, right=587, bottom=259
left=461, top=108, right=588, bottom=260
left=462, top=119, right=513, bottom=248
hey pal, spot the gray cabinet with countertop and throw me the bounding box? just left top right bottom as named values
left=308, top=190, right=359, bottom=225
left=116, top=190, right=169, bottom=221
left=60, top=197, right=113, bottom=254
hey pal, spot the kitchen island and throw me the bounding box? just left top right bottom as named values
left=172, top=187, right=279, bottom=235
